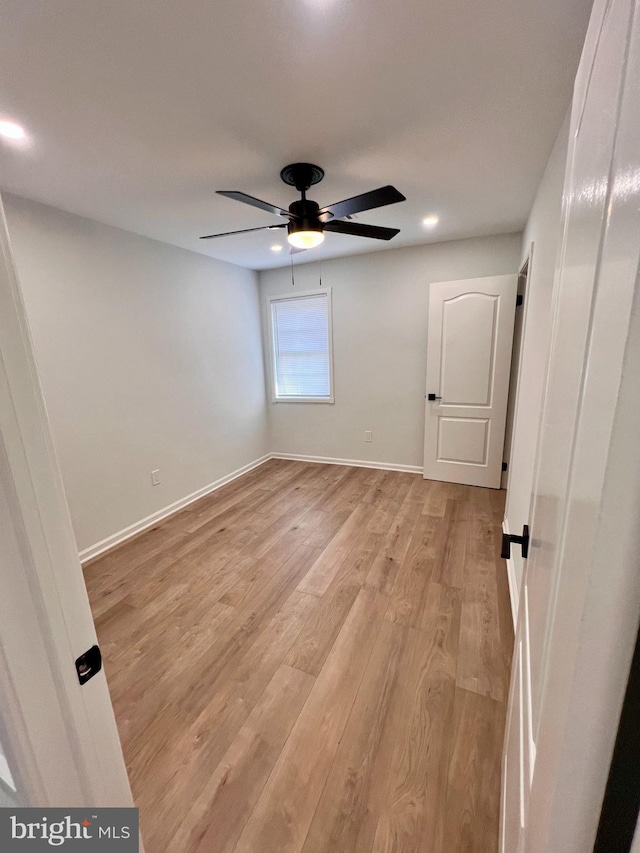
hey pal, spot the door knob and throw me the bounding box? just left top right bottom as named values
left=427, top=393, right=443, bottom=401
left=501, top=524, right=530, bottom=560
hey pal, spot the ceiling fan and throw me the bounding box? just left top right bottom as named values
left=200, top=163, right=406, bottom=250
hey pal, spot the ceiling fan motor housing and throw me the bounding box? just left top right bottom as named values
left=288, top=198, right=323, bottom=238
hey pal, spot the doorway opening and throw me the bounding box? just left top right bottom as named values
left=501, top=249, right=531, bottom=489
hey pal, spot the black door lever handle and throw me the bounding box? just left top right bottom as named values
left=501, top=524, right=530, bottom=560
left=427, top=393, right=443, bottom=401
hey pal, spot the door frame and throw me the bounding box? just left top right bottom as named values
left=0, top=193, right=134, bottom=808
left=501, top=246, right=532, bottom=490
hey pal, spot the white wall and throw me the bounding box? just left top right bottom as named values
left=3, top=194, right=268, bottom=554
left=504, top=113, right=571, bottom=605
left=260, top=233, right=521, bottom=469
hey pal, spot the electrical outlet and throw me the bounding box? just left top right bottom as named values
left=151, top=469, right=160, bottom=486
left=364, top=431, right=372, bottom=443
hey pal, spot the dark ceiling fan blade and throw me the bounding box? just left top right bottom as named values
left=318, top=185, right=405, bottom=220
left=200, top=224, right=286, bottom=239
left=323, top=220, right=400, bottom=241
left=216, top=191, right=290, bottom=217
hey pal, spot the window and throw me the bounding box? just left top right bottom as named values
left=268, top=289, right=334, bottom=403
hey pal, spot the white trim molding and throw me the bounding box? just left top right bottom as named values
left=502, top=517, right=519, bottom=627
left=79, top=454, right=272, bottom=563
left=271, top=452, right=423, bottom=475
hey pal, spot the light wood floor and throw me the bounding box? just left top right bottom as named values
left=85, top=459, right=513, bottom=853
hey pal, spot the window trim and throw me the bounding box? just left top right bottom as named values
left=266, top=288, right=334, bottom=404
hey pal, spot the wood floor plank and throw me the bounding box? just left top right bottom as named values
left=300, top=618, right=409, bottom=853
left=311, top=466, right=362, bottom=512
left=85, top=460, right=513, bottom=853
left=240, top=504, right=321, bottom=560
left=456, top=579, right=505, bottom=702
left=296, top=502, right=377, bottom=597
left=432, top=496, right=468, bottom=588
left=385, top=513, right=440, bottom=626
left=457, top=489, right=506, bottom=701
left=168, top=665, right=315, bottom=853
left=442, top=687, right=505, bottom=853
left=303, top=508, right=351, bottom=550
left=170, top=459, right=302, bottom=533
left=102, top=551, right=256, bottom=670
left=133, top=589, right=319, bottom=848
left=284, top=531, right=383, bottom=676
left=422, top=478, right=449, bottom=517
left=110, top=601, right=238, bottom=742
left=249, top=470, right=322, bottom=519
left=87, top=511, right=257, bottom=618
left=365, top=500, right=420, bottom=596
left=372, top=582, right=461, bottom=853
left=119, top=545, right=321, bottom=750
left=231, top=589, right=388, bottom=853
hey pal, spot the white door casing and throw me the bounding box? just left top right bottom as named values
left=423, top=275, right=517, bottom=488
left=0, top=193, right=134, bottom=809
left=501, top=0, right=640, bottom=849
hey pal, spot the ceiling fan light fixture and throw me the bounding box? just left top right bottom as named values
left=287, top=228, right=325, bottom=249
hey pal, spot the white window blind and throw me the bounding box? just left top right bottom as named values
left=270, top=292, right=333, bottom=401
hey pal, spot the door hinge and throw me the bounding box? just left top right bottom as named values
left=75, top=644, right=102, bottom=685
left=502, top=461, right=508, bottom=472
left=501, top=524, right=530, bottom=560
left=516, top=294, right=524, bottom=307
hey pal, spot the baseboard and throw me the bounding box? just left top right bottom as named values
left=502, top=518, right=519, bottom=627
left=271, top=452, right=423, bottom=475
left=79, top=454, right=272, bottom=564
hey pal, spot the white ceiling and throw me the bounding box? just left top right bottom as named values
left=0, top=0, right=592, bottom=271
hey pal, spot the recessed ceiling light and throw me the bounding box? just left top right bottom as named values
left=0, top=120, right=27, bottom=140
left=271, top=244, right=283, bottom=252
left=422, top=215, right=439, bottom=227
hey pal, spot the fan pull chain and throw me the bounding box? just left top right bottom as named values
left=290, top=251, right=295, bottom=287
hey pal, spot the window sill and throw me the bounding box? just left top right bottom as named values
left=272, top=397, right=335, bottom=404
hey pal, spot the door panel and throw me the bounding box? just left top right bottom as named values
left=438, top=417, right=489, bottom=464
left=442, top=293, right=497, bottom=404
left=501, top=0, right=640, bottom=849
left=526, top=0, right=630, bottom=739
left=424, top=275, right=517, bottom=487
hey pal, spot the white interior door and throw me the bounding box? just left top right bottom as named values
left=501, top=0, right=640, bottom=849
left=0, top=194, right=134, bottom=810
left=423, top=274, right=517, bottom=488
